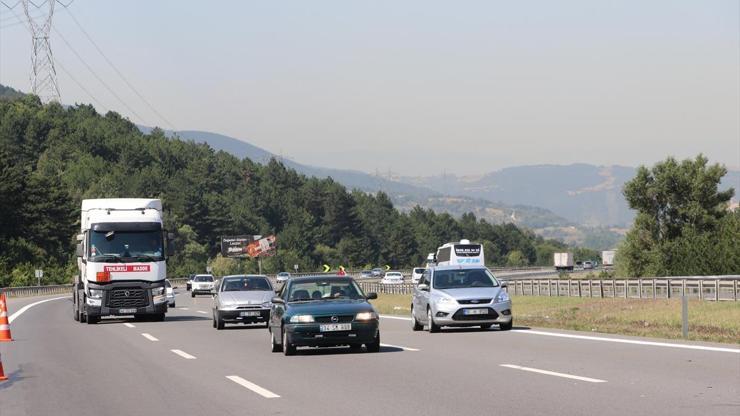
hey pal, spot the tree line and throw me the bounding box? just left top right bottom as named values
left=1, top=95, right=589, bottom=286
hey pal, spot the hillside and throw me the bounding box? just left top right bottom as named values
left=401, top=165, right=739, bottom=228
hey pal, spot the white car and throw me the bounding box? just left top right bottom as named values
left=191, top=274, right=215, bottom=297
left=381, top=272, right=404, bottom=284
left=411, top=268, right=425, bottom=284
left=276, top=272, right=291, bottom=283
left=165, top=279, right=176, bottom=307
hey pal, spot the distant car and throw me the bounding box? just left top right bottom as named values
left=359, top=270, right=373, bottom=279
left=583, top=261, right=594, bottom=270
left=381, top=272, right=404, bottom=285
left=212, top=275, right=274, bottom=329
left=276, top=272, right=291, bottom=283
left=269, top=276, right=380, bottom=355
left=411, top=268, right=425, bottom=284
left=165, top=279, right=176, bottom=307
left=191, top=274, right=215, bottom=297
left=186, top=274, right=195, bottom=291
left=412, top=265, right=512, bottom=332
left=371, top=268, right=383, bottom=277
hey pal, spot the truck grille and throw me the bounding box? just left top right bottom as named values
left=107, top=288, right=149, bottom=308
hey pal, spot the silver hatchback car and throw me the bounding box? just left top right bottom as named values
left=411, top=265, right=512, bottom=332
left=212, top=275, right=274, bottom=330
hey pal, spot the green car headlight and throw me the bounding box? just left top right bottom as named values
left=290, top=315, right=315, bottom=323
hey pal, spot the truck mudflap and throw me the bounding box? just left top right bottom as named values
left=86, top=280, right=167, bottom=318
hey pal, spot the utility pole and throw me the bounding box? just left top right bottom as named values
left=21, top=0, right=61, bottom=103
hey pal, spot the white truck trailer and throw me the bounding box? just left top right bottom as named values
left=601, top=250, right=616, bottom=268
left=72, top=199, right=173, bottom=324
left=553, top=252, right=574, bottom=271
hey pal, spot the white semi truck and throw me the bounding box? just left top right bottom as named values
left=553, top=252, right=574, bottom=271
left=601, top=250, right=616, bottom=268
left=73, top=199, right=173, bottom=324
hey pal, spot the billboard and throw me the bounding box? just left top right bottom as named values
left=246, top=235, right=277, bottom=258
left=220, top=235, right=277, bottom=258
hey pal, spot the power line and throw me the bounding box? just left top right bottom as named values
left=52, top=24, right=147, bottom=124
left=55, top=55, right=108, bottom=112
left=58, top=4, right=177, bottom=131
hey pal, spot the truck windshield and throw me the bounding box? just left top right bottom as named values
left=432, top=269, right=499, bottom=289
left=89, top=230, right=164, bottom=262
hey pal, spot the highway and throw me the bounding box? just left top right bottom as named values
left=1, top=292, right=738, bottom=416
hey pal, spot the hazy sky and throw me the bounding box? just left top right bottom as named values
left=1, top=1, right=738, bottom=176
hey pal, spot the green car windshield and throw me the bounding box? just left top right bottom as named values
left=287, top=279, right=365, bottom=302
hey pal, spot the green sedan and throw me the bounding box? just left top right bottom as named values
left=269, top=276, right=380, bottom=356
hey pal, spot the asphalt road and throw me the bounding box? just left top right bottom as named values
left=1, top=292, right=738, bottom=416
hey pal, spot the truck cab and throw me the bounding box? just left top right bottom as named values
left=73, top=199, right=173, bottom=324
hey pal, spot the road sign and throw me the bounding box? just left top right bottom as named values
left=293, top=264, right=299, bottom=272
left=322, top=264, right=331, bottom=273
left=384, top=265, right=390, bottom=271
left=206, top=266, right=212, bottom=273
left=35, top=269, right=43, bottom=278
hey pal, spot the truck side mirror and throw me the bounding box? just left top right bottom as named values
left=76, top=243, right=84, bottom=258
left=167, top=232, right=175, bottom=241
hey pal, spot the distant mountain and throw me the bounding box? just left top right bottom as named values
left=136, top=127, right=581, bottom=232
left=400, top=164, right=739, bottom=228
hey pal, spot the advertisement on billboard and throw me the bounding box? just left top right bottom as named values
left=221, top=235, right=277, bottom=258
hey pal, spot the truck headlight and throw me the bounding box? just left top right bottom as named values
left=495, top=291, right=510, bottom=303
left=290, top=315, right=314, bottom=323
left=88, top=289, right=103, bottom=299
left=151, top=287, right=165, bottom=296
left=355, top=312, right=378, bottom=321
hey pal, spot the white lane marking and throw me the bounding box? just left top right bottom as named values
left=8, top=296, right=67, bottom=323
left=500, top=364, right=607, bottom=383
left=171, top=349, right=196, bottom=359
left=141, top=333, right=159, bottom=342
left=516, top=330, right=740, bottom=354
left=380, top=343, right=420, bottom=352
left=379, top=314, right=411, bottom=321
left=180, top=307, right=190, bottom=310
left=196, top=310, right=208, bottom=314
left=123, top=323, right=136, bottom=328
left=226, top=376, right=280, bottom=398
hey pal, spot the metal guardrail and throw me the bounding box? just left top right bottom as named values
left=6, top=274, right=738, bottom=301
left=507, top=278, right=740, bottom=301
left=1, top=284, right=73, bottom=298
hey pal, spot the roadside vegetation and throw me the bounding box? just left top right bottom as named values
left=371, top=294, right=740, bottom=344
left=617, top=155, right=738, bottom=277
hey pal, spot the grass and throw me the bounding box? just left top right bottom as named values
left=370, top=294, right=740, bottom=344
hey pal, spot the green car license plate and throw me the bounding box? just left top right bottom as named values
left=319, top=323, right=352, bottom=332
left=463, top=308, right=488, bottom=315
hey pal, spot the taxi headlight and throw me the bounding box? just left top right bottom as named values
left=290, top=315, right=315, bottom=323
left=355, top=312, right=377, bottom=321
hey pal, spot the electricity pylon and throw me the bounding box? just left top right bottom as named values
left=22, top=0, right=60, bottom=103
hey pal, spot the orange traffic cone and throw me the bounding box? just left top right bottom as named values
left=0, top=352, right=7, bottom=381
left=0, top=293, right=12, bottom=342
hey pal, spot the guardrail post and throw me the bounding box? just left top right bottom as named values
left=612, top=280, right=616, bottom=298
left=652, top=279, right=656, bottom=299
left=667, top=280, right=671, bottom=299
left=625, top=280, right=629, bottom=298
left=699, top=280, right=703, bottom=300
left=715, top=280, right=719, bottom=302
left=588, top=280, right=593, bottom=297
left=599, top=280, right=604, bottom=298
left=682, top=279, right=686, bottom=297
left=735, top=280, right=738, bottom=302
left=638, top=279, right=642, bottom=299
left=578, top=280, right=582, bottom=297
left=682, top=295, right=688, bottom=339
